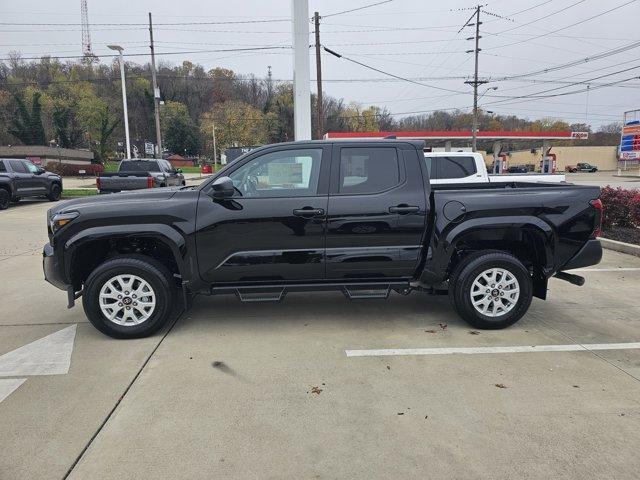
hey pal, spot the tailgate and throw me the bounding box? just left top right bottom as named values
left=98, top=174, right=151, bottom=191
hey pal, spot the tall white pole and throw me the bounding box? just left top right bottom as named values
left=118, top=50, right=131, bottom=158
left=212, top=122, right=217, bottom=168
left=291, top=0, right=311, bottom=140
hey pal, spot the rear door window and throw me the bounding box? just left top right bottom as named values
left=434, top=156, right=477, bottom=179
left=9, top=160, right=27, bottom=173
left=0, top=161, right=6, bottom=173
left=338, top=147, right=400, bottom=194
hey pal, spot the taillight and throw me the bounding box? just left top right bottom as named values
left=590, top=198, right=603, bottom=238
left=96, top=177, right=101, bottom=190
left=147, top=176, right=154, bottom=188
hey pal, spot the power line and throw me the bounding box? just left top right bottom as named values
left=323, top=0, right=395, bottom=19
left=0, top=46, right=291, bottom=61
left=486, top=0, right=639, bottom=51
left=322, top=46, right=468, bottom=94
left=488, top=39, right=640, bottom=81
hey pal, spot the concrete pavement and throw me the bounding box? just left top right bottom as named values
left=1, top=200, right=640, bottom=479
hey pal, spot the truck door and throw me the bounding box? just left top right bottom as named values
left=195, top=145, right=330, bottom=283
left=326, top=144, right=428, bottom=280
left=7, top=160, right=35, bottom=196
left=23, top=160, right=48, bottom=194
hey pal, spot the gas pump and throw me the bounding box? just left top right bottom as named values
left=541, top=153, right=557, bottom=173
left=492, top=153, right=508, bottom=174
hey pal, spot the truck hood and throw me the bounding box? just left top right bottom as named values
left=49, top=187, right=184, bottom=216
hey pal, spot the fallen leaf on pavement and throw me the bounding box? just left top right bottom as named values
left=310, top=386, right=322, bottom=395
left=494, top=383, right=507, bottom=389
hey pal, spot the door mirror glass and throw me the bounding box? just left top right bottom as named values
left=209, top=176, right=235, bottom=199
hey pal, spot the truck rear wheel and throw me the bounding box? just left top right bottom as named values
left=449, top=252, right=532, bottom=329
left=83, top=256, right=174, bottom=338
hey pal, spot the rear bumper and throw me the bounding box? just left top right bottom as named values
left=561, top=239, right=603, bottom=271
left=43, top=242, right=69, bottom=291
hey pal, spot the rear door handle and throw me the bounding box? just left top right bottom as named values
left=389, top=204, right=420, bottom=214
left=293, top=207, right=325, bottom=217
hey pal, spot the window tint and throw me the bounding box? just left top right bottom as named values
left=120, top=160, right=160, bottom=172
left=0, top=161, right=6, bottom=173
left=9, top=160, right=27, bottom=173
left=339, top=147, right=399, bottom=194
left=229, top=148, right=323, bottom=198
left=24, top=161, right=39, bottom=173
left=435, top=156, right=476, bottom=179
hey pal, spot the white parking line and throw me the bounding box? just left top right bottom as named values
left=345, top=342, right=640, bottom=357
left=573, top=268, right=640, bottom=272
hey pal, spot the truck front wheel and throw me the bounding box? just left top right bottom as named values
left=449, top=252, right=533, bottom=329
left=83, top=256, right=174, bottom=338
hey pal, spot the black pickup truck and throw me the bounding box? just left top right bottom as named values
left=0, top=158, right=62, bottom=210
left=43, top=140, right=603, bottom=338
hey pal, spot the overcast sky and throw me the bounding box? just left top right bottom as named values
left=2, top=0, right=640, bottom=128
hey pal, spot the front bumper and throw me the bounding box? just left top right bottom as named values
left=561, top=239, right=603, bottom=271
left=43, top=242, right=69, bottom=291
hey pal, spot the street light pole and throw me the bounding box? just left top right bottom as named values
left=108, top=45, right=131, bottom=159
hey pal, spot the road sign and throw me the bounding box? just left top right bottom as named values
left=144, top=141, right=155, bottom=156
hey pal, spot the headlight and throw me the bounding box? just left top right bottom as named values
left=49, top=211, right=79, bottom=233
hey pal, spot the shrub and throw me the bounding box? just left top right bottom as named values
left=631, top=193, right=640, bottom=227
left=45, top=162, right=104, bottom=177
left=599, top=186, right=638, bottom=229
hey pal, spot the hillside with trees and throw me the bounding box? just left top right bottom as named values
left=0, top=55, right=622, bottom=162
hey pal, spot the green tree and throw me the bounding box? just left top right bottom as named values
left=201, top=100, right=268, bottom=158
left=78, top=95, right=120, bottom=162
left=8, top=90, right=46, bottom=145
left=162, top=101, right=200, bottom=156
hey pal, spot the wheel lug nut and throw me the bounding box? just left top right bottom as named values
left=126, top=306, right=131, bottom=310
left=118, top=295, right=122, bottom=299
left=486, top=289, right=490, bottom=293
left=125, top=291, right=129, bottom=295
left=491, top=284, right=495, bottom=288
left=132, top=295, right=137, bottom=299
left=118, top=302, right=123, bottom=306
left=133, top=302, right=137, bottom=306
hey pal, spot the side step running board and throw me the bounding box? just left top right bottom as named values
left=342, top=286, right=391, bottom=300
left=554, top=271, right=585, bottom=286
left=235, top=288, right=286, bottom=303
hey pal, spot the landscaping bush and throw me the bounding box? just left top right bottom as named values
left=631, top=193, right=640, bottom=227
left=45, top=162, right=104, bottom=177
left=599, top=186, right=637, bottom=229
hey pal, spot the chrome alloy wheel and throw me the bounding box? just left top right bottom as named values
left=470, top=267, right=520, bottom=318
left=98, top=274, right=156, bottom=326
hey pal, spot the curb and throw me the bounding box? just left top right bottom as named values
left=600, top=237, right=640, bottom=257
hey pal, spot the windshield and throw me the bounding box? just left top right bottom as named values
left=119, top=161, right=160, bottom=172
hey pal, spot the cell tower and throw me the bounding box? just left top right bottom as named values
left=80, top=0, right=93, bottom=57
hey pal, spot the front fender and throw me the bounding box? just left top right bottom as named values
left=64, top=224, right=188, bottom=281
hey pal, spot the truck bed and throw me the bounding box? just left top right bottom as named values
left=97, top=172, right=151, bottom=192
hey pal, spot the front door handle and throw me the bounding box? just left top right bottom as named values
left=389, top=204, right=420, bottom=214
left=293, top=207, right=325, bottom=217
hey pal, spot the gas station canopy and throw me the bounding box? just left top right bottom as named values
left=324, top=131, right=589, bottom=141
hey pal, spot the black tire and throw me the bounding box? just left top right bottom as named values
left=449, top=252, right=532, bottom=329
left=83, top=256, right=175, bottom=338
left=48, top=183, right=62, bottom=201
left=0, top=188, right=10, bottom=210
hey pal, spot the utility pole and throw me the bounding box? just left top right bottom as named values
left=463, top=5, right=486, bottom=152
left=148, top=12, right=163, bottom=158
left=314, top=11, right=323, bottom=140
left=212, top=123, right=217, bottom=168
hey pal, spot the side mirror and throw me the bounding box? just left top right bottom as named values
left=176, top=168, right=183, bottom=174
left=209, top=176, right=235, bottom=199
left=36, top=167, right=45, bottom=175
